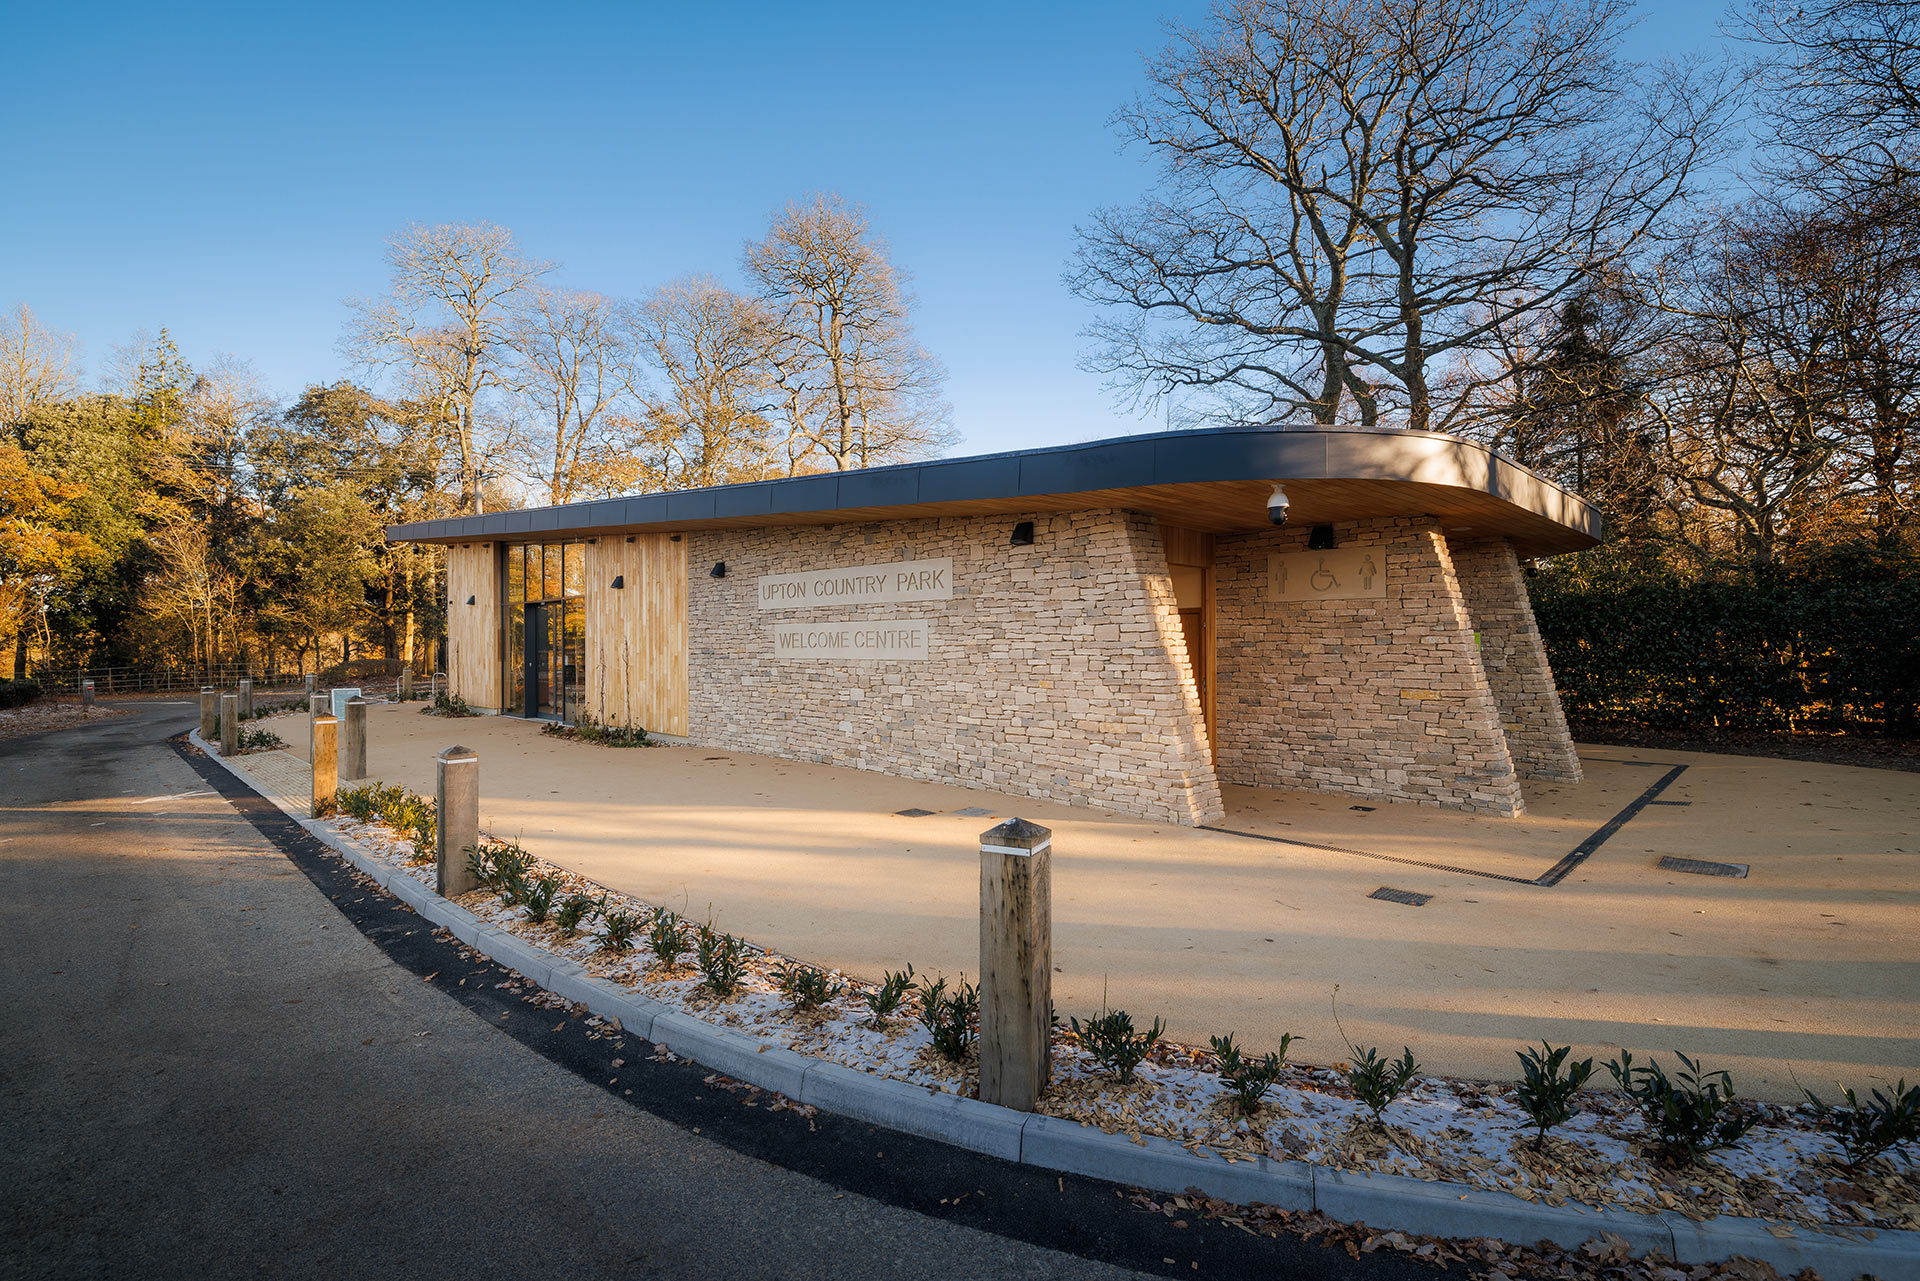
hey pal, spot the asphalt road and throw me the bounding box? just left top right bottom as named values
left=0, top=702, right=1417, bottom=1281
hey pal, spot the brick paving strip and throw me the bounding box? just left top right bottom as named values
left=189, top=728, right=1920, bottom=1281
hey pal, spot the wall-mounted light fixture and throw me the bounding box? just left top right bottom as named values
left=669, top=534, right=682, bottom=542
left=1307, top=524, right=1337, bottom=550
left=610, top=575, right=625, bottom=590
left=466, top=595, right=476, bottom=606
left=625, top=535, right=635, bottom=543
left=1009, top=521, right=1035, bottom=546
left=710, top=561, right=728, bottom=578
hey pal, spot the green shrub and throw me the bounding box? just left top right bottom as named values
left=1514, top=1042, right=1596, bottom=1149
left=916, top=975, right=978, bottom=1062
left=1607, top=1051, right=1755, bottom=1166
left=1345, top=1046, right=1421, bottom=1122
left=1211, top=1032, right=1295, bottom=1116
left=1803, top=1079, right=1920, bottom=1166
left=0, top=678, right=43, bottom=709
left=1071, top=1006, right=1165, bottom=1084
left=598, top=907, right=643, bottom=952
left=864, top=965, right=915, bottom=1029
left=553, top=893, right=596, bottom=937
left=541, top=710, right=653, bottom=747
left=423, top=689, right=476, bottom=718
left=777, top=962, right=843, bottom=1013
left=646, top=908, right=688, bottom=969
left=695, top=920, right=749, bottom=997
left=233, top=727, right=285, bottom=754
left=519, top=874, right=560, bottom=924
left=463, top=838, right=533, bottom=893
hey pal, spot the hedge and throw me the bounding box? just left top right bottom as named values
left=0, top=679, right=44, bottom=709
left=1526, top=547, right=1920, bottom=736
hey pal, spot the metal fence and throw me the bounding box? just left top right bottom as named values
left=27, top=665, right=308, bottom=696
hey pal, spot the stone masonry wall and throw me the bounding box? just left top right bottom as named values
left=686, top=510, right=1225, bottom=826
left=1448, top=537, right=1582, bottom=783
left=1212, top=517, right=1525, bottom=816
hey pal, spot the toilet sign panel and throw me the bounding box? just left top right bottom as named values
left=1269, top=549, right=1388, bottom=601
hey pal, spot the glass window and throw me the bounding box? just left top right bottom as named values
left=563, top=542, right=584, bottom=598
left=542, top=543, right=564, bottom=601
left=505, top=544, right=525, bottom=605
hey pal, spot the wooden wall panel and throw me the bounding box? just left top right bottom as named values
left=584, top=535, right=689, bottom=736
left=446, top=542, right=501, bottom=711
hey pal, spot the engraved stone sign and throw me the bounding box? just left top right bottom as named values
left=769, top=619, right=932, bottom=661
left=1269, top=549, right=1388, bottom=602
left=758, top=558, right=953, bottom=610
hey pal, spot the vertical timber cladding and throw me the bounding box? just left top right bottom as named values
left=584, top=534, right=689, bottom=737
left=1212, top=516, right=1527, bottom=816
left=685, top=510, right=1224, bottom=826
left=446, top=542, right=503, bottom=712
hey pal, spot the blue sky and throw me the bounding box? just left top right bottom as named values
left=1, top=0, right=1736, bottom=456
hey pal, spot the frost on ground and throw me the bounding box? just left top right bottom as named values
left=324, top=812, right=1917, bottom=1237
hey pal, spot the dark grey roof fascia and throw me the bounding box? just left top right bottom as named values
left=388, top=425, right=1597, bottom=544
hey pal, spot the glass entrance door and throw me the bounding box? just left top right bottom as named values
left=504, top=541, right=587, bottom=723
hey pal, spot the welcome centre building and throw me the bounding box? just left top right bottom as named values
left=386, top=426, right=1600, bottom=827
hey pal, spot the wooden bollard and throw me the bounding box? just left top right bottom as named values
left=435, top=745, right=479, bottom=898
left=199, top=687, right=217, bottom=740
left=311, top=713, right=338, bottom=817
left=397, top=667, right=413, bottom=700
left=219, top=693, right=239, bottom=756
left=304, top=673, right=316, bottom=696
left=978, top=817, right=1053, bottom=1111
left=238, top=678, right=254, bottom=717
left=340, top=696, right=368, bottom=781
left=81, top=679, right=95, bottom=709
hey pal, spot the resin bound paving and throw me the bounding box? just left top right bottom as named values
left=270, top=702, right=1920, bottom=1101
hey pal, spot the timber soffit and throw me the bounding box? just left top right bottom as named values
left=386, top=426, right=1603, bottom=555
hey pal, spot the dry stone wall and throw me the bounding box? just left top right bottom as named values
left=1212, top=517, right=1526, bottom=816
left=1448, top=537, right=1583, bottom=783
left=686, top=510, right=1224, bottom=825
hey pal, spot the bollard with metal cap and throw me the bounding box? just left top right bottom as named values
left=311, top=713, right=339, bottom=817
left=238, top=677, right=254, bottom=717
left=199, top=687, right=217, bottom=740
left=219, top=693, right=239, bottom=756
left=81, top=679, right=95, bottom=709
left=304, top=673, right=316, bottom=696
left=978, top=817, right=1053, bottom=1111
left=340, top=696, right=368, bottom=781
left=435, top=745, right=480, bottom=897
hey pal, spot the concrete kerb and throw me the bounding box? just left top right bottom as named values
left=182, top=730, right=1920, bottom=1280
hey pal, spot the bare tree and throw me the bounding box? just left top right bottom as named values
left=343, top=223, right=551, bottom=514
left=626, top=276, right=782, bottom=490
left=0, top=304, right=82, bottom=424
left=511, top=287, right=632, bottom=503
left=1737, top=0, right=1920, bottom=210
left=744, top=195, right=954, bottom=470
left=1070, top=0, right=1727, bottom=433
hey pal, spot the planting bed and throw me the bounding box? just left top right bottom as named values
left=321, top=803, right=1916, bottom=1240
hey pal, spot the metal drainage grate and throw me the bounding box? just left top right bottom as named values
left=1349, top=805, right=1377, bottom=812
left=893, top=808, right=936, bottom=818
left=1657, top=855, right=1748, bottom=878
left=1368, top=886, right=1432, bottom=907
left=952, top=807, right=994, bottom=817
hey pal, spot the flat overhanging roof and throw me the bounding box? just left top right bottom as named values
left=387, top=426, right=1602, bottom=557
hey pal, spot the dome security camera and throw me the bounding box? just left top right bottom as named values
left=1266, top=483, right=1291, bottom=527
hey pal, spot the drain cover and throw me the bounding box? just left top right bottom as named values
left=1349, top=805, right=1377, bottom=812
left=893, top=808, right=936, bottom=818
left=1368, top=886, right=1432, bottom=907
left=1657, top=856, right=1748, bottom=878
left=952, top=807, right=994, bottom=817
